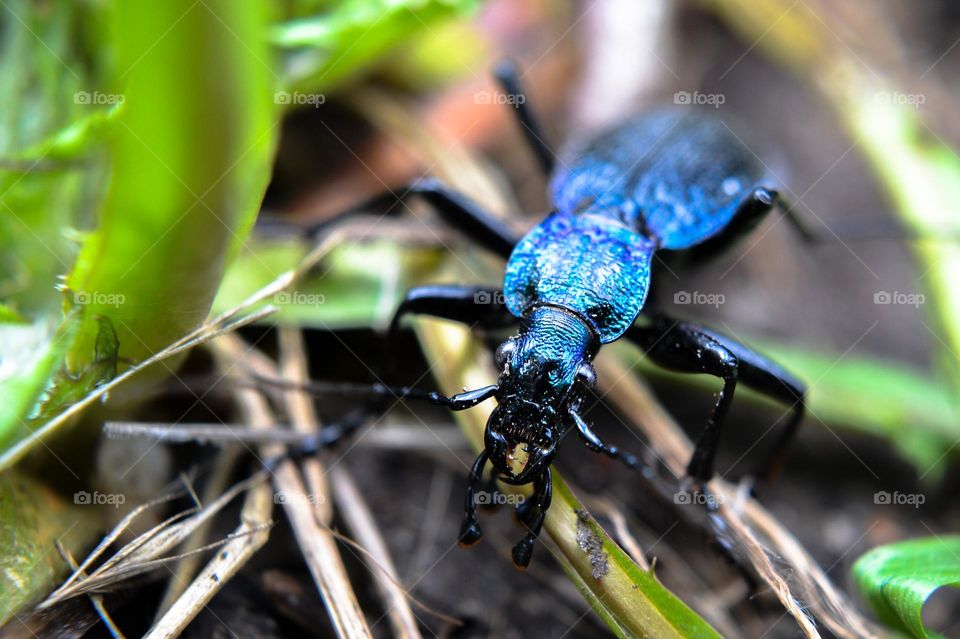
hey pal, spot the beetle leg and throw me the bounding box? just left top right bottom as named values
left=511, top=468, right=552, bottom=569
left=678, top=186, right=815, bottom=266
left=626, top=314, right=806, bottom=485
left=293, top=177, right=520, bottom=259
left=492, top=58, right=555, bottom=175
left=389, top=284, right=517, bottom=343
left=385, top=283, right=518, bottom=377
left=261, top=408, right=369, bottom=473
left=459, top=451, right=489, bottom=547
left=434, top=385, right=500, bottom=411
left=756, top=187, right=818, bottom=244
left=568, top=407, right=654, bottom=478
left=257, top=387, right=496, bottom=475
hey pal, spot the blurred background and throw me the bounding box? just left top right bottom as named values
left=2, top=1, right=960, bottom=638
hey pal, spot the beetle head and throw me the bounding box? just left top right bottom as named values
left=483, top=306, right=597, bottom=484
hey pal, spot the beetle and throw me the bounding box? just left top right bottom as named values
left=291, top=60, right=810, bottom=569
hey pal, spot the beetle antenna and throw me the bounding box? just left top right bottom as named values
left=492, top=58, right=555, bottom=175
left=239, top=373, right=498, bottom=410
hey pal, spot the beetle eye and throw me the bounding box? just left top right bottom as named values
left=575, top=362, right=596, bottom=388
left=495, top=339, right=516, bottom=369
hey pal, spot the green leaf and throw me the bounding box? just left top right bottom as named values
left=0, top=0, right=279, bottom=461
left=0, top=317, right=80, bottom=452
left=853, top=536, right=960, bottom=638
left=214, top=238, right=445, bottom=330
left=65, top=0, right=277, bottom=370
left=0, top=0, right=101, bottom=317
left=271, top=0, right=480, bottom=92
left=0, top=470, right=98, bottom=625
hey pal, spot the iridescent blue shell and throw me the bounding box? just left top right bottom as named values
left=503, top=212, right=655, bottom=343
left=550, top=109, right=767, bottom=250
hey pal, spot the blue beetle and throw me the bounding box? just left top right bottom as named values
left=312, top=61, right=808, bottom=568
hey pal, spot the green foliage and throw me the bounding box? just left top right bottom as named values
left=0, top=0, right=278, bottom=460
left=0, top=0, right=99, bottom=316
left=0, top=470, right=97, bottom=626
left=0, top=0, right=112, bottom=454
left=64, top=0, right=276, bottom=369
left=853, top=536, right=960, bottom=638
left=214, top=238, right=445, bottom=329
left=0, top=0, right=485, bottom=467
left=271, top=0, right=480, bottom=91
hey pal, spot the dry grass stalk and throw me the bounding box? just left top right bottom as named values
left=277, top=328, right=334, bottom=525
left=277, top=327, right=423, bottom=639
left=215, top=334, right=373, bottom=639
left=143, top=339, right=286, bottom=638
left=153, top=445, right=245, bottom=617
left=40, top=476, right=264, bottom=611
left=56, top=542, right=126, bottom=639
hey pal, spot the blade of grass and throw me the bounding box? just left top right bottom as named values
left=65, top=0, right=277, bottom=370
left=0, top=0, right=280, bottom=458
left=852, top=536, right=960, bottom=639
